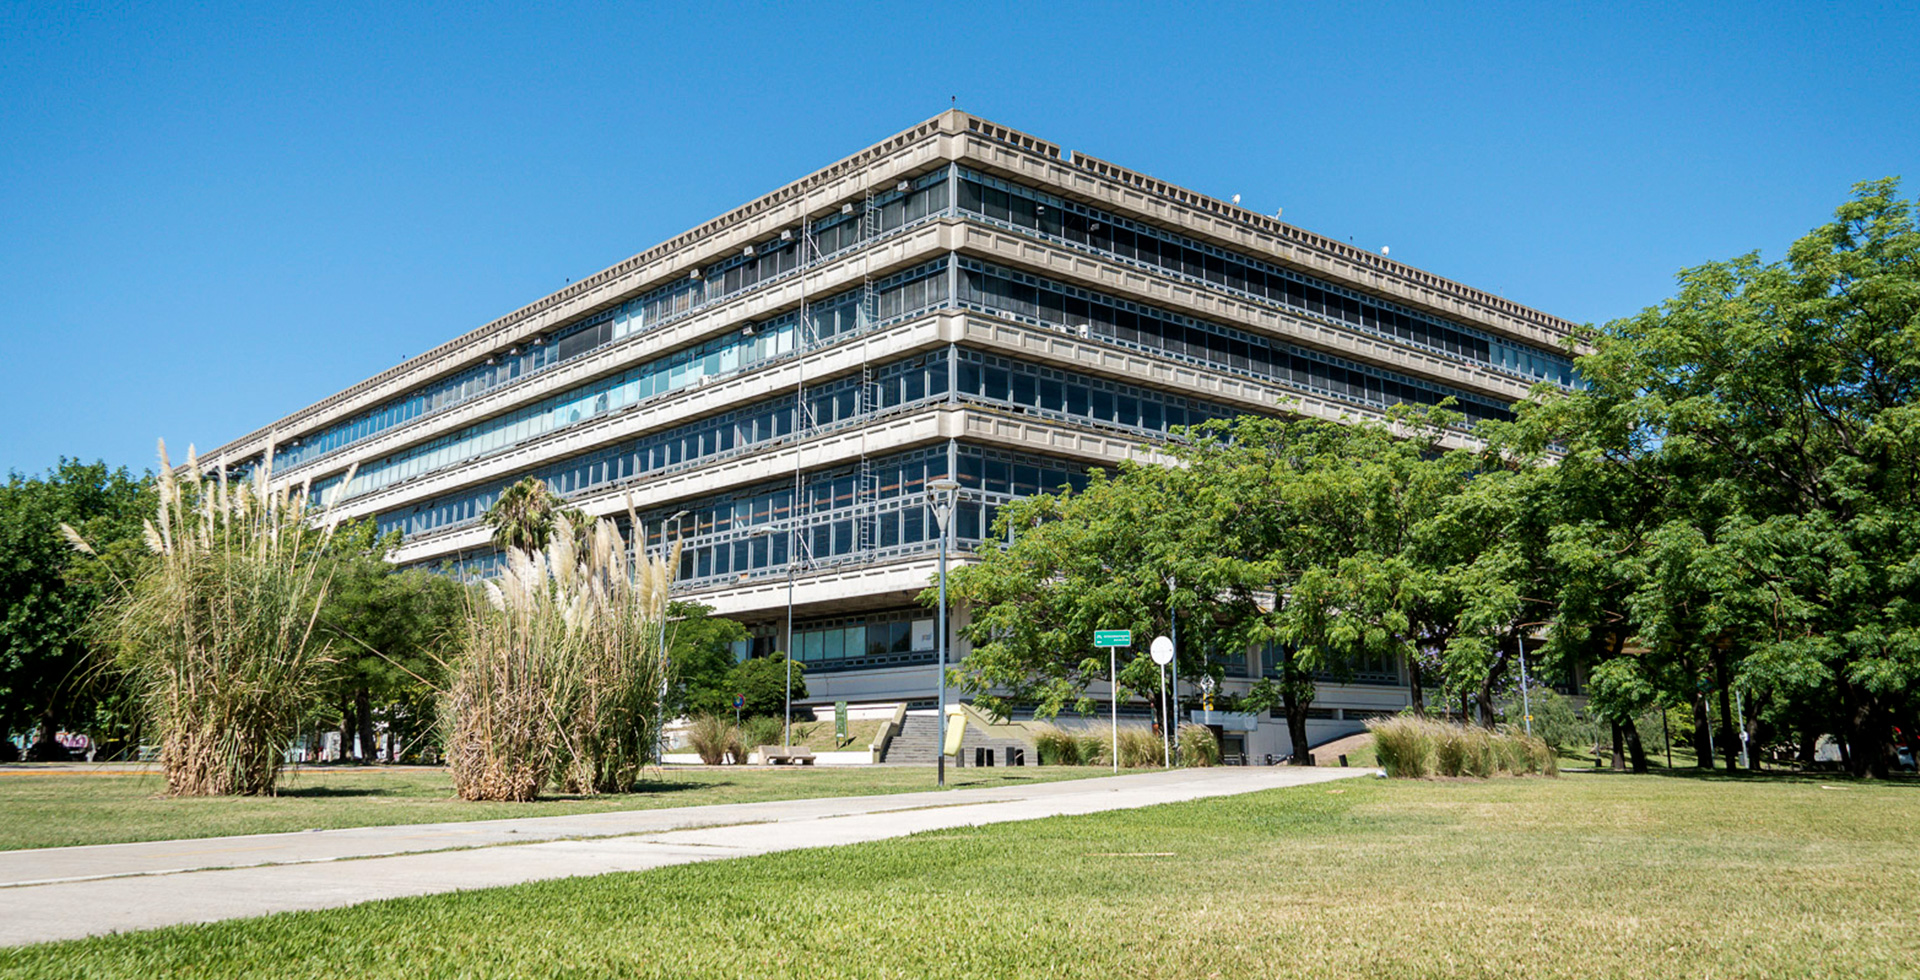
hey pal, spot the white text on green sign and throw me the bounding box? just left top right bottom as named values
left=1094, top=630, right=1132, bottom=648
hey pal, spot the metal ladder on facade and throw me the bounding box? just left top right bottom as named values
left=853, top=185, right=888, bottom=562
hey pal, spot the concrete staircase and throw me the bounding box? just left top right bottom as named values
left=878, top=711, right=942, bottom=764
left=879, top=709, right=1034, bottom=767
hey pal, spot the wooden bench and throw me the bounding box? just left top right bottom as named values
left=757, top=745, right=816, bottom=766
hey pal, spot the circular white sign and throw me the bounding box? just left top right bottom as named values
left=1150, top=635, right=1174, bottom=666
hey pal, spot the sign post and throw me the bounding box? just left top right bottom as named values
left=734, top=694, right=744, bottom=729
left=1094, top=631, right=1131, bottom=773
left=1151, top=636, right=1174, bottom=767
left=835, top=700, right=848, bottom=747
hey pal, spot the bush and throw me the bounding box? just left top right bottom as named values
left=1519, top=688, right=1587, bottom=752
left=739, top=715, right=785, bottom=755
left=685, top=714, right=740, bottom=766
left=1033, top=725, right=1082, bottom=766
left=1179, top=723, right=1219, bottom=767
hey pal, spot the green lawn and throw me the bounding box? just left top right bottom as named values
left=6, top=771, right=1913, bottom=978
left=0, top=764, right=1108, bottom=851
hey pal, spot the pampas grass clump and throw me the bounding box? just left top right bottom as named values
left=685, top=714, right=743, bottom=765
left=72, top=440, right=348, bottom=797
left=1369, top=715, right=1435, bottom=778
left=1366, top=715, right=1561, bottom=779
left=1178, top=723, right=1219, bottom=767
left=1032, top=725, right=1082, bottom=766
left=446, top=511, right=674, bottom=801
left=1117, top=727, right=1167, bottom=768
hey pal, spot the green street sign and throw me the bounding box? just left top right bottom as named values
left=1093, top=630, right=1132, bottom=648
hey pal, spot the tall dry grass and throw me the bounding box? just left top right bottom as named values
left=685, top=714, right=743, bottom=765
left=1117, top=727, right=1167, bottom=768
left=445, top=510, right=674, bottom=801
left=1032, top=725, right=1082, bottom=765
left=1366, top=715, right=1558, bottom=779
left=70, top=440, right=350, bottom=796
left=1178, top=723, right=1220, bottom=767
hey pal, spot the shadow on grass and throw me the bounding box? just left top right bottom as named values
left=273, top=786, right=399, bottom=799
left=1578, top=765, right=1919, bottom=787
left=622, top=780, right=720, bottom=796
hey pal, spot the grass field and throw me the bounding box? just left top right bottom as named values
left=0, top=764, right=1109, bottom=851
left=5, top=771, right=1912, bottom=978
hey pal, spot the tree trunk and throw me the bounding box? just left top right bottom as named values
left=337, top=697, right=353, bottom=763
left=1407, top=657, right=1425, bottom=716
left=1691, top=692, right=1715, bottom=770
left=354, top=687, right=376, bottom=766
left=1797, top=729, right=1817, bottom=768
left=1622, top=716, right=1649, bottom=773
left=1279, top=676, right=1315, bottom=765
left=1475, top=637, right=1516, bottom=731
left=1840, top=681, right=1889, bottom=779
left=1610, top=722, right=1625, bottom=771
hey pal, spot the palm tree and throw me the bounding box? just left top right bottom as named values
left=485, top=477, right=561, bottom=556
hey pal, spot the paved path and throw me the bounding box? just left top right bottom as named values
left=0, top=766, right=1371, bottom=947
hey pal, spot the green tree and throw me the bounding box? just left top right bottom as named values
left=316, top=520, right=466, bottom=762
left=948, top=407, right=1471, bottom=763
left=483, top=477, right=587, bottom=557
left=726, top=653, right=806, bottom=719
left=1535, top=178, right=1920, bottom=777
left=0, top=459, right=150, bottom=756
left=665, top=600, right=749, bottom=717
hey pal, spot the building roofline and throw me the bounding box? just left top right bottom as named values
left=205, top=109, right=1580, bottom=466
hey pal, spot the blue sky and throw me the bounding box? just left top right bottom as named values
left=3, top=1, right=1915, bottom=475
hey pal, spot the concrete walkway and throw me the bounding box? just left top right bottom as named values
left=0, top=766, right=1371, bottom=947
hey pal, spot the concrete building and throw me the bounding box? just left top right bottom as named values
left=205, top=112, right=1580, bottom=761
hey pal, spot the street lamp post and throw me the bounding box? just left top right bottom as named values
left=929, top=477, right=961, bottom=788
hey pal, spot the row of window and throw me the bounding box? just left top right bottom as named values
left=955, top=167, right=1577, bottom=387
left=375, top=351, right=954, bottom=540
left=737, top=608, right=933, bottom=671
left=954, top=258, right=1514, bottom=426
left=315, top=260, right=950, bottom=506
left=955, top=348, right=1239, bottom=434
left=378, top=343, right=1253, bottom=543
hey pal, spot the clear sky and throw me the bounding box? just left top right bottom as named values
left=3, top=1, right=1915, bottom=476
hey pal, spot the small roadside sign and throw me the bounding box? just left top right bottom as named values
left=734, top=695, right=744, bottom=709
left=1094, top=630, right=1131, bottom=648
left=1150, top=636, right=1174, bottom=665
